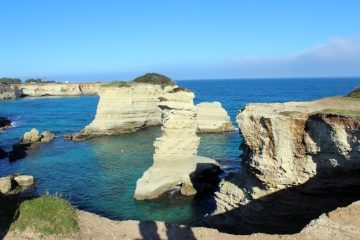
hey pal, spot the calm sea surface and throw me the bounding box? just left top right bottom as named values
left=0, top=78, right=359, bottom=223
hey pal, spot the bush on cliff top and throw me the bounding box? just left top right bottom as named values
left=102, top=81, right=131, bottom=88
left=7, top=195, right=78, bottom=236
left=346, top=86, right=360, bottom=98
left=0, top=77, right=21, bottom=84
left=132, top=73, right=176, bottom=88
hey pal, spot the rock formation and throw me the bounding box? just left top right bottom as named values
left=237, top=96, right=360, bottom=194
left=0, top=84, right=19, bottom=100
left=0, top=174, right=35, bottom=194
left=196, top=102, right=234, bottom=133
left=81, top=83, right=175, bottom=136
left=9, top=129, right=55, bottom=161
left=207, top=95, right=360, bottom=234
left=134, top=90, right=220, bottom=200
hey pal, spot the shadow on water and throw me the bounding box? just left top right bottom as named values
left=200, top=168, right=360, bottom=235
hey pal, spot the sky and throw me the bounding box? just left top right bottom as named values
left=0, top=0, right=360, bottom=82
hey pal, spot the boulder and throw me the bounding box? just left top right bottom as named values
left=0, top=176, right=13, bottom=194
left=196, top=102, right=235, bottom=133
left=14, top=175, right=34, bottom=187
left=22, top=128, right=40, bottom=144
left=40, top=131, right=55, bottom=143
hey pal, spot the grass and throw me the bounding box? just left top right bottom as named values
left=169, top=87, right=191, bottom=93
left=4, top=195, right=79, bottom=237
left=102, top=81, right=131, bottom=88
left=132, top=73, right=176, bottom=89
left=279, top=111, right=303, bottom=117
left=345, top=86, right=360, bottom=98
left=315, top=108, right=360, bottom=118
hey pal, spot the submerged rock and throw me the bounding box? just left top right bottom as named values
left=196, top=102, right=235, bottom=133
left=0, top=147, right=7, bottom=159
left=0, top=117, right=11, bottom=132
left=134, top=90, right=220, bottom=200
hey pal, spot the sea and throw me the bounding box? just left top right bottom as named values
left=0, top=78, right=359, bottom=223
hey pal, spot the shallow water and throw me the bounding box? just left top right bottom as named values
left=0, top=78, right=359, bottom=223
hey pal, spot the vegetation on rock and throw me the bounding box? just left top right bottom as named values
left=169, top=87, right=191, bottom=93
left=0, top=78, right=21, bottom=84
left=346, top=87, right=360, bottom=98
left=132, top=73, right=176, bottom=89
left=8, top=195, right=78, bottom=236
left=102, top=81, right=131, bottom=88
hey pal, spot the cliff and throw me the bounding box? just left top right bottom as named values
left=14, top=83, right=102, bottom=97
left=80, top=89, right=234, bottom=137
left=208, top=96, right=360, bottom=234
left=0, top=84, right=20, bottom=100
left=237, top=96, right=360, bottom=193
left=134, top=90, right=219, bottom=200
left=196, top=102, right=234, bottom=133
left=82, top=83, right=174, bottom=136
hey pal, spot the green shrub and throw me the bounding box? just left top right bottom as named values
left=11, top=195, right=78, bottom=236
left=132, top=73, right=176, bottom=89
left=102, top=81, right=131, bottom=88
left=345, top=87, right=360, bottom=98
left=0, top=77, right=21, bottom=84
left=169, top=87, right=192, bottom=93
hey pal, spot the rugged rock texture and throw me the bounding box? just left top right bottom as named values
left=0, top=84, right=19, bottom=100
left=81, top=83, right=175, bottom=136
left=134, top=90, right=219, bottom=200
left=208, top=96, right=360, bottom=234
left=0, top=175, right=35, bottom=194
left=13, top=83, right=102, bottom=97
left=9, top=129, right=55, bottom=161
left=196, top=102, right=234, bottom=133
left=237, top=96, right=360, bottom=194
left=5, top=201, right=360, bottom=239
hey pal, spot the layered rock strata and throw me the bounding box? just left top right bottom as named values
left=82, top=83, right=175, bottom=136
left=134, top=90, right=219, bottom=200
left=15, top=83, right=102, bottom=97
left=0, top=84, right=19, bottom=100
left=208, top=96, right=360, bottom=234
left=196, top=102, right=235, bottom=133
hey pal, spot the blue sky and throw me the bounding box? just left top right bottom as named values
left=1, top=0, right=360, bottom=81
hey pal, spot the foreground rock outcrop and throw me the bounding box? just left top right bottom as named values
left=4, top=200, right=360, bottom=239
left=196, top=102, right=234, bottom=133
left=208, top=95, right=360, bottom=234
left=134, top=90, right=219, bottom=200
left=237, top=96, right=360, bottom=194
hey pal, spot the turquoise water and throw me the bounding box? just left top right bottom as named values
left=0, top=78, right=359, bottom=223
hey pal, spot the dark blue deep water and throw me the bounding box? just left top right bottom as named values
left=0, top=78, right=359, bottom=223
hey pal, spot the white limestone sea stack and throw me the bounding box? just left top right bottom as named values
left=82, top=83, right=174, bottom=135
left=196, top=102, right=235, bottom=133
left=134, top=89, right=219, bottom=200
